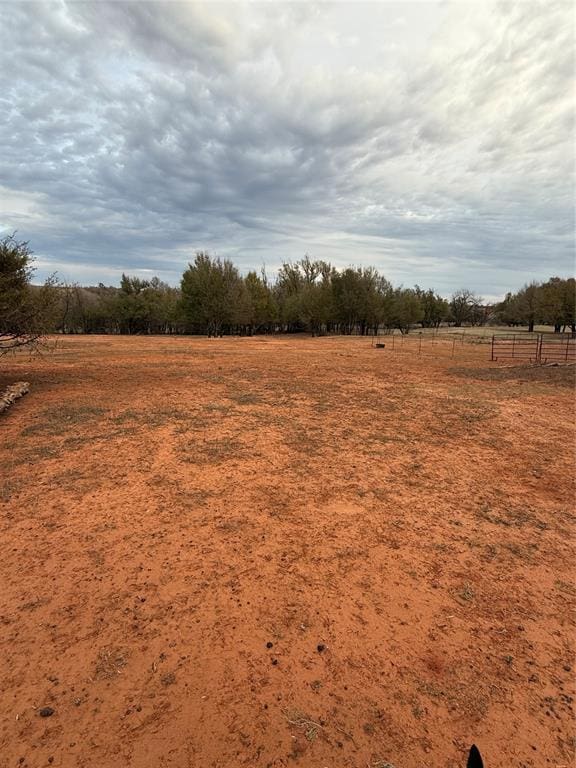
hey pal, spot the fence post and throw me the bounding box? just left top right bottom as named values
left=491, top=335, right=495, bottom=361
left=537, top=334, right=542, bottom=364
left=566, top=337, right=569, bottom=363
left=512, top=335, right=515, bottom=358
left=419, top=333, right=422, bottom=355
left=452, top=337, right=456, bottom=358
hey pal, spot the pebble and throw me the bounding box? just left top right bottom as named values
left=266, top=642, right=273, bottom=649
left=317, top=644, right=326, bottom=653
left=39, top=707, right=54, bottom=718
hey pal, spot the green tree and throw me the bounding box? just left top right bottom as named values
left=274, top=257, right=330, bottom=333
left=244, top=270, right=276, bottom=333
left=297, top=261, right=335, bottom=336
left=414, top=286, right=449, bottom=328
left=495, top=291, right=523, bottom=327
left=181, top=252, right=246, bottom=336
left=390, top=288, right=424, bottom=333
left=515, top=282, right=541, bottom=333
left=0, top=234, right=58, bottom=354
left=109, top=274, right=181, bottom=334
left=331, top=268, right=363, bottom=334
left=539, top=277, right=576, bottom=333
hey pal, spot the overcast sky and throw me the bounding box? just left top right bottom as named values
left=1, top=1, right=574, bottom=300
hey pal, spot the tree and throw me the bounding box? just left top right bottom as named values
left=274, top=260, right=306, bottom=332
left=449, top=289, right=482, bottom=327
left=0, top=234, right=58, bottom=355
left=327, top=266, right=391, bottom=335
left=358, top=267, right=393, bottom=335
left=562, top=278, right=576, bottom=334
left=537, top=277, right=575, bottom=333
left=390, top=288, right=424, bottom=333
left=414, top=286, right=449, bottom=328
left=297, top=282, right=326, bottom=336
left=244, top=270, right=276, bottom=333
left=495, top=291, right=523, bottom=327
left=515, top=282, right=540, bottom=333
left=331, top=267, right=364, bottom=334
left=180, top=252, right=246, bottom=336
left=109, top=274, right=180, bottom=334
left=274, top=257, right=333, bottom=334
left=296, top=261, right=335, bottom=336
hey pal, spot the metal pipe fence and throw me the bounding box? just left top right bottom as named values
left=372, top=331, right=575, bottom=364
left=491, top=334, right=575, bottom=364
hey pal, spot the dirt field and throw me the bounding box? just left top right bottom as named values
left=1, top=335, right=574, bottom=768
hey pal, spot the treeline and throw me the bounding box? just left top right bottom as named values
left=494, top=278, right=576, bottom=333
left=58, top=275, right=181, bottom=335
left=55, top=253, right=496, bottom=336
left=27, top=252, right=576, bottom=338
left=5, top=236, right=574, bottom=358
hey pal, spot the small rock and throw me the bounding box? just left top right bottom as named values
left=317, top=644, right=326, bottom=653
left=271, top=658, right=278, bottom=666
left=39, top=707, right=54, bottom=718
left=266, top=641, right=273, bottom=649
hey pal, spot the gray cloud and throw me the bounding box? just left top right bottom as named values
left=0, top=0, right=573, bottom=299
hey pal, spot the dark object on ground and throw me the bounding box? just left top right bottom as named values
left=375, top=343, right=385, bottom=348
left=317, top=643, right=325, bottom=653
left=39, top=707, right=54, bottom=718
left=467, top=744, right=484, bottom=768
left=266, top=641, right=273, bottom=648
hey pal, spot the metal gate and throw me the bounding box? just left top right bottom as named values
left=491, top=334, right=575, bottom=363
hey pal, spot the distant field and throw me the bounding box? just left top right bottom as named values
left=413, top=324, right=574, bottom=338
left=1, top=335, right=574, bottom=768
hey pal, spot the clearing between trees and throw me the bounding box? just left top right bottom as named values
left=0, top=335, right=574, bottom=768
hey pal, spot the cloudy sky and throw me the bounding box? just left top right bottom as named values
left=1, top=1, right=574, bottom=300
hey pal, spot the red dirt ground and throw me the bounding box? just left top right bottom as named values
left=1, top=335, right=574, bottom=768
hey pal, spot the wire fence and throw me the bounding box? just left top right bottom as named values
left=372, top=331, right=575, bottom=364
left=372, top=331, right=488, bottom=360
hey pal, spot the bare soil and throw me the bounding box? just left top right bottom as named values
left=1, top=335, right=574, bottom=768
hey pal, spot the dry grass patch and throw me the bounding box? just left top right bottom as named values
left=95, top=647, right=128, bottom=680
left=177, top=436, right=247, bottom=464
left=21, top=404, right=106, bottom=437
